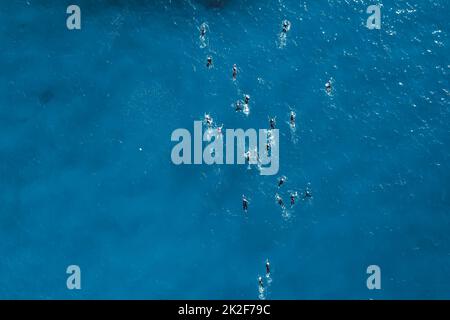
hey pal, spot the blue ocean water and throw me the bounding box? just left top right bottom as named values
left=0, top=0, right=449, bottom=299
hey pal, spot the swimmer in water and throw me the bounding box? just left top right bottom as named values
left=199, top=23, right=209, bottom=48
left=269, top=117, right=276, bottom=130
left=290, top=191, right=298, bottom=207
left=235, top=100, right=243, bottom=112
left=277, top=175, right=286, bottom=187
left=200, top=24, right=206, bottom=37
left=282, top=20, right=291, bottom=33
left=244, top=150, right=252, bottom=163
left=243, top=195, right=249, bottom=212
left=290, top=111, right=296, bottom=127
left=206, top=56, right=213, bottom=68
left=304, top=187, right=312, bottom=199
left=204, top=113, right=213, bottom=127
left=266, top=260, right=270, bottom=276
left=232, top=64, right=238, bottom=80
left=258, top=276, right=264, bottom=288
left=275, top=193, right=285, bottom=209
left=325, top=80, right=332, bottom=93
left=244, top=94, right=250, bottom=104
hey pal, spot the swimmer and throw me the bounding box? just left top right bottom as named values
left=275, top=193, right=285, bottom=209
left=243, top=195, right=249, bottom=212
left=204, top=113, right=213, bottom=127
left=290, top=191, right=298, bottom=207
left=200, top=24, right=207, bottom=37
left=269, top=117, right=276, bottom=130
left=232, top=64, right=238, bottom=80
left=290, top=111, right=296, bottom=127
left=235, top=100, right=243, bottom=112
left=206, top=56, right=213, bottom=68
left=282, top=20, right=291, bottom=33
left=277, top=175, right=286, bottom=187
left=325, top=80, right=332, bottom=93
left=243, top=103, right=250, bottom=116
left=258, top=276, right=264, bottom=288
left=199, top=23, right=209, bottom=48
left=266, top=143, right=271, bottom=152
left=266, top=260, right=270, bottom=276
left=244, top=94, right=250, bottom=104
left=244, top=150, right=251, bottom=163
left=304, top=187, right=312, bottom=199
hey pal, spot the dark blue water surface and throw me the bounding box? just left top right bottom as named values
left=0, top=0, right=449, bottom=299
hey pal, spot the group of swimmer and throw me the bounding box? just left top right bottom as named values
left=206, top=60, right=333, bottom=94
left=234, top=94, right=250, bottom=115
left=242, top=178, right=312, bottom=213
left=276, top=176, right=313, bottom=211
left=198, top=19, right=330, bottom=298
left=201, top=20, right=333, bottom=94
left=203, top=113, right=224, bottom=139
